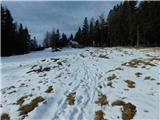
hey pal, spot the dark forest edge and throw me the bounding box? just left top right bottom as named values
left=1, top=5, right=44, bottom=56
left=1, top=1, right=160, bottom=56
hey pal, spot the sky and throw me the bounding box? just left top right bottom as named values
left=2, top=1, right=120, bottom=44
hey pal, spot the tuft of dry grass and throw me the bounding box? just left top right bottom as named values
left=80, top=54, right=85, bottom=58
left=112, top=100, right=125, bottom=106
left=107, top=82, right=113, bottom=88
left=107, top=74, right=117, bottom=81
left=18, top=96, right=44, bottom=116
left=135, top=72, right=143, bottom=77
left=99, top=54, right=109, bottom=59
left=17, top=94, right=32, bottom=106
left=95, top=94, right=108, bottom=106
left=125, top=80, right=135, bottom=88
left=1, top=113, right=10, bottom=120
left=112, top=100, right=136, bottom=120
left=45, top=86, right=53, bottom=93
left=144, top=76, right=155, bottom=80
left=7, top=86, right=15, bottom=90
left=67, top=92, right=76, bottom=105
left=123, top=59, right=156, bottom=68
left=95, top=110, right=105, bottom=120
left=122, top=103, right=137, bottom=120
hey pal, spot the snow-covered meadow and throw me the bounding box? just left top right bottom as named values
left=1, top=47, right=160, bottom=120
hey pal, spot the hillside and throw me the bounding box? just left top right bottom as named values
left=1, top=47, right=160, bottom=120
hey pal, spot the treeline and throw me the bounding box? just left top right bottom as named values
left=43, top=29, right=76, bottom=50
left=1, top=5, right=42, bottom=56
left=73, top=1, right=160, bottom=47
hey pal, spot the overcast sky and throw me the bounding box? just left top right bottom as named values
left=2, top=1, right=120, bottom=44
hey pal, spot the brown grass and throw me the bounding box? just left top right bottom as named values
left=122, top=103, right=136, bottom=120
left=112, top=100, right=136, bottom=120
left=67, top=92, right=76, bottom=105
left=45, top=86, right=53, bottom=93
left=95, top=110, right=105, bottom=120
left=8, top=90, right=16, bottom=94
left=112, top=100, right=125, bottom=106
left=99, top=54, right=109, bottom=59
left=144, top=76, right=155, bottom=80
left=18, top=96, right=44, bottom=116
left=107, top=82, right=113, bottom=88
left=7, top=86, right=15, bottom=90
left=95, top=94, right=108, bottom=106
left=125, top=80, right=135, bottom=88
left=80, top=54, right=85, bottom=58
left=1, top=113, right=10, bottom=120
left=17, top=94, right=32, bottom=106
left=123, top=59, right=156, bottom=68
left=135, top=72, right=143, bottom=77
left=107, top=74, right=117, bottom=81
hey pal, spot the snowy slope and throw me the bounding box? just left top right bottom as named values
left=1, top=47, right=160, bottom=120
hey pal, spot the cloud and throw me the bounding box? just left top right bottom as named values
left=2, top=1, right=120, bottom=44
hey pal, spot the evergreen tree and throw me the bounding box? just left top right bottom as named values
left=82, top=17, right=89, bottom=46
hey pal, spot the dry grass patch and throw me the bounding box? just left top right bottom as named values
left=99, top=54, right=109, bottom=59
left=1, top=113, right=10, bottom=120
left=122, top=103, right=136, bottom=120
left=67, top=92, right=76, bottom=105
left=123, top=59, right=156, bottom=68
left=107, top=74, right=117, bottom=81
left=7, top=86, right=15, bottom=90
left=95, top=110, right=106, bottom=120
left=45, top=86, right=53, bottom=93
left=112, top=100, right=125, bottom=106
left=107, top=82, right=113, bottom=88
left=125, top=80, right=135, bottom=88
left=17, top=94, right=32, bottom=106
left=112, top=100, right=136, bottom=120
left=135, top=72, right=143, bottom=77
left=80, top=54, right=85, bottom=58
left=18, top=96, right=44, bottom=116
left=95, top=94, right=108, bottom=106
left=144, top=76, right=155, bottom=80
left=8, top=90, right=16, bottom=94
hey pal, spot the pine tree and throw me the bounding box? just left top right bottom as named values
left=82, top=17, right=89, bottom=46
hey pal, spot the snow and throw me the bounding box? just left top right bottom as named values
left=1, top=47, right=160, bottom=120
